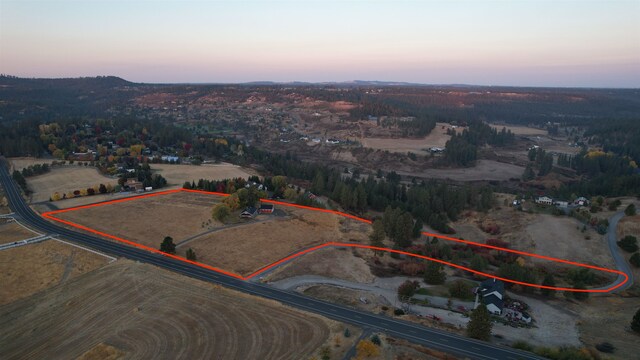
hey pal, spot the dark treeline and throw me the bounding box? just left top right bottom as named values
left=443, top=121, right=515, bottom=166
left=0, top=119, right=44, bottom=157
left=348, top=96, right=438, bottom=137
left=20, top=163, right=50, bottom=177
left=0, top=116, right=194, bottom=159
left=245, top=146, right=494, bottom=234
left=582, top=118, right=640, bottom=164
left=0, top=75, right=138, bottom=121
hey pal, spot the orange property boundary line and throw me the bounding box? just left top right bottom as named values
left=41, top=188, right=628, bottom=293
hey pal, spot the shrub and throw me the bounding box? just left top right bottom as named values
left=397, top=280, right=420, bottom=301
left=617, top=235, right=638, bottom=253
left=486, top=238, right=509, bottom=248
left=625, top=203, right=636, bottom=216
left=448, top=280, right=474, bottom=300
left=630, top=253, right=640, bottom=268
left=595, top=342, right=615, bottom=353
left=512, top=341, right=533, bottom=351
left=393, top=308, right=405, bottom=316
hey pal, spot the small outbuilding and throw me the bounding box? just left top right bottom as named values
left=259, top=204, right=274, bottom=214
left=240, top=207, right=258, bottom=218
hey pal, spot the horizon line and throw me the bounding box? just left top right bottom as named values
left=1, top=74, right=639, bottom=90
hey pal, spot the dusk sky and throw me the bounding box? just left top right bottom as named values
left=1, top=0, right=639, bottom=87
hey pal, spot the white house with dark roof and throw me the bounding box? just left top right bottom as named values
left=474, top=278, right=505, bottom=315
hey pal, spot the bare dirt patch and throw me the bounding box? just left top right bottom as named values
left=26, top=166, right=117, bottom=203
left=492, top=293, right=581, bottom=347
left=0, top=239, right=110, bottom=306
left=55, top=192, right=220, bottom=249
left=0, top=260, right=334, bottom=359
left=181, top=207, right=341, bottom=276
left=151, top=163, right=254, bottom=186
left=361, top=122, right=458, bottom=155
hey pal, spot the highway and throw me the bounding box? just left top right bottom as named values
left=0, top=158, right=541, bottom=360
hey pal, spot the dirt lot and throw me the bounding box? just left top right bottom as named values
left=0, top=260, right=340, bottom=360
left=265, top=246, right=375, bottom=283
left=180, top=207, right=342, bottom=276
left=55, top=191, right=220, bottom=249
left=151, top=163, right=254, bottom=186
left=360, top=122, right=459, bottom=155
left=25, top=166, right=117, bottom=203
left=0, top=220, right=39, bottom=245
left=399, top=160, right=524, bottom=182
left=0, top=239, right=110, bottom=306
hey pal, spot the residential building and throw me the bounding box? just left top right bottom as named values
left=240, top=207, right=258, bottom=219
left=474, top=278, right=504, bottom=315
left=535, top=196, right=553, bottom=206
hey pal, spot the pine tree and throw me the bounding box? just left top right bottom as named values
left=412, top=218, right=423, bottom=239
left=424, top=262, right=446, bottom=285
left=467, top=304, right=492, bottom=341
left=186, top=248, right=197, bottom=261
left=160, top=236, right=176, bottom=254
left=369, top=219, right=385, bottom=248
left=541, top=273, right=556, bottom=297
left=522, top=164, right=535, bottom=181
left=632, top=308, right=640, bottom=333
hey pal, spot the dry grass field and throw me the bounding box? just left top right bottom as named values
left=151, top=163, right=255, bottom=186
left=45, top=191, right=148, bottom=209
left=525, top=214, right=616, bottom=269
left=53, top=191, right=373, bottom=277
left=618, top=214, right=640, bottom=238
left=25, top=166, right=117, bottom=203
left=360, top=122, right=460, bottom=155
left=0, top=221, right=39, bottom=245
left=451, top=196, right=616, bottom=270
left=574, top=296, right=640, bottom=360
left=489, top=124, right=547, bottom=136
left=0, top=260, right=338, bottom=360
left=265, top=247, right=375, bottom=283
left=55, top=191, right=221, bottom=248
left=0, top=239, right=110, bottom=306
left=399, top=159, right=525, bottom=182
left=8, top=157, right=55, bottom=171
left=179, top=207, right=342, bottom=276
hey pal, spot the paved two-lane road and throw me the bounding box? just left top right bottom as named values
left=0, top=157, right=541, bottom=360
left=594, top=211, right=635, bottom=292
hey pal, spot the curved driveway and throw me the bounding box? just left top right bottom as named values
left=595, top=211, right=635, bottom=292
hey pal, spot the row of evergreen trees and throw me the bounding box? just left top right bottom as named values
left=443, top=122, right=515, bottom=166
left=246, top=146, right=494, bottom=234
